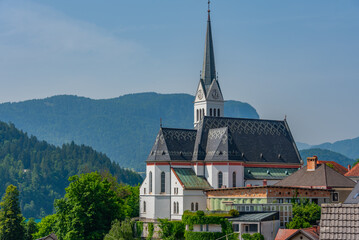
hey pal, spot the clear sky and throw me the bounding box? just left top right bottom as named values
left=0, top=0, right=358, bottom=145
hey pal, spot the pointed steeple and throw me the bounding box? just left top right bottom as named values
left=201, top=2, right=216, bottom=91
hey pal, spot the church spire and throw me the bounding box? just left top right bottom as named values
left=201, top=0, right=216, bottom=88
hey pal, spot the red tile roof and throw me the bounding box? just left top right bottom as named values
left=275, top=227, right=320, bottom=240
left=318, top=161, right=348, bottom=175
left=275, top=229, right=297, bottom=240
left=345, top=163, right=359, bottom=177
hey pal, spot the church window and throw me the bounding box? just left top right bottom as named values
left=143, top=201, right=146, bottom=213
left=161, top=172, right=165, bottom=193
left=177, top=202, right=179, bottom=214
left=144, top=188, right=146, bottom=194
left=233, top=172, right=236, bottom=187
left=214, top=108, right=216, bottom=117
left=195, top=202, right=198, bottom=211
left=218, top=171, right=223, bottom=188
left=173, top=202, right=176, bottom=214
left=191, top=202, right=194, bottom=211
left=149, top=172, right=153, bottom=193
left=210, top=108, right=212, bottom=116
left=202, top=109, right=205, bottom=119
left=197, top=109, right=199, bottom=121
left=218, top=109, right=220, bottom=116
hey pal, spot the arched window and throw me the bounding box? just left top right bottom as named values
left=202, top=109, right=205, bottom=119
left=218, top=109, right=220, bottom=117
left=191, top=202, right=194, bottom=211
left=233, top=171, right=237, bottom=187
left=195, top=202, right=199, bottom=211
left=149, top=171, right=153, bottom=193
left=214, top=108, right=216, bottom=117
left=210, top=108, right=212, bottom=116
left=218, top=171, right=223, bottom=188
left=173, top=202, right=176, bottom=214
left=176, top=202, right=179, bottom=214
left=197, top=109, right=199, bottom=121
left=144, top=201, right=146, bottom=213
left=161, top=172, right=165, bottom=193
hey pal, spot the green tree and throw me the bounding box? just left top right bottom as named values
left=32, top=214, right=57, bottom=240
left=353, top=159, right=359, bottom=167
left=25, top=218, right=38, bottom=240
left=242, top=233, right=264, bottom=240
left=104, top=218, right=135, bottom=240
left=55, top=172, right=124, bottom=240
left=158, top=219, right=185, bottom=240
left=0, top=185, right=25, bottom=240
left=286, top=202, right=321, bottom=229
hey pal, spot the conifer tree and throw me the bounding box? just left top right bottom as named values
left=0, top=185, right=25, bottom=240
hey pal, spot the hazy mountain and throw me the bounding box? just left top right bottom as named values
left=296, top=142, right=312, bottom=150
left=0, top=121, right=142, bottom=218
left=299, top=148, right=355, bottom=168
left=0, top=93, right=259, bottom=171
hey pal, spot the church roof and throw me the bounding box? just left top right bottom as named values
left=172, top=168, right=211, bottom=190
left=148, top=117, right=302, bottom=165
left=244, top=167, right=298, bottom=180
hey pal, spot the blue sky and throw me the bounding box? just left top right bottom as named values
left=0, top=0, right=358, bottom=145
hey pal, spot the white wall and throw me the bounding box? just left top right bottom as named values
left=261, top=220, right=280, bottom=240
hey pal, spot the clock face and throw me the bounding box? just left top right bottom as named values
left=197, top=89, right=203, bottom=100
left=211, top=89, right=219, bottom=99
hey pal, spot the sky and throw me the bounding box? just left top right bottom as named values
left=0, top=0, right=358, bottom=145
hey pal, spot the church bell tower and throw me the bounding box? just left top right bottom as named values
left=194, top=2, right=224, bottom=128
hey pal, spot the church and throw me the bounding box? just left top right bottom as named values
left=139, top=6, right=302, bottom=221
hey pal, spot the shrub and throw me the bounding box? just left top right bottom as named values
left=229, top=209, right=239, bottom=217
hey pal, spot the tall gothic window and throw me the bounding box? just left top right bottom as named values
left=191, top=202, right=194, bottom=211
left=149, top=171, right=153, bottom=193
left=210, top=108, right=212, bottom=116
left=214, top=108, right=216, bottom=117
left=233, top=171, right=236, bottom=187
left=197, top=109, right=199, bottom=121
left=176, top=202, right=179, bottom=214
left=195, top=202, right=199, bottom=211
left=202, top=109, right=204, bottom=119
left=218, top=109, right=220, bottom=117
left=218, top=171, right=223, bottom=188
left=143, top=201, right=146, bottom=213
left=161, top=171, right=165, bottom=193
left=173, top=202, right=176, bottom=214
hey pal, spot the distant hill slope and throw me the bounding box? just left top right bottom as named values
left=299, top=148, right=355, bottom=168
left=0, top=93, right=259, bottom=171
left=0, top=121, right=142, bottom=218
left=312, top=137, right=359, bottom=160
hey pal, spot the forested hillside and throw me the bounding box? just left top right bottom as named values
left=299, top=148, right=355, bottom=168
left=0, top=121, right=142, bottom=218
left=0, top=93, right=259, bottom=171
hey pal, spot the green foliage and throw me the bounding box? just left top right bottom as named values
left=286, top=202, right=321, bottom=229
left=353, top=159, right=359, bottom=167
left=25, top=218, right=38, bottom=240
left=32, top=214, right=57, bottom=240
left=104, top=218, right=135, bottom=240
left=326, top=163, right=334, bottom=169
left=184, top=231, right=225, bottom=240
left=0, top=121, right=142, bottom=218
left=0, top=185, right=25, bottom=240
left=229, top=209, right=239, bottom=217
left=242, top=233, right=264, bottom=240
left=158, top=219, right=185, bottom=240
left=147, top=222, right=154, bottom=240
left=299, top=148, right=355, bottom=168
left=0, top=94, right=259, bottom=172
left=135, top=221, right=143, bottom=238
left=55, top=172, right=124, bottom=240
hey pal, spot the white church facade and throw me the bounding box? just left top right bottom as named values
left=140, top=7, right=302, bottom=221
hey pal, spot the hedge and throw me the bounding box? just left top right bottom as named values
left=184, top=231, right=225, bottom=240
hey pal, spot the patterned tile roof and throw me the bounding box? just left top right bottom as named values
left=345, top=163, right=359, bottom=177
left=318, top=161, right=348, bottom=175
left=275, top=164, right=356, bottom=188
left=172, top=168, right=211, bottom=190
left=229, top=211, right=279, bottom=222
left=244, top=167, right=298, bottom=180
left=320, top=203, right=359, bottom=240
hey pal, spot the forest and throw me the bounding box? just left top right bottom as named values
left=0, top=121, right=142, bottom=218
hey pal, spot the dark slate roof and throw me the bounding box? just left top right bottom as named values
left=36, top=233, right=58, bottom=240
left=244, top=167, right=298, bottom=180
left=147, top=117, right=302, bottom=165
left=344, top=182, right=359, bottom=204
left=275, top=164, right=356, bottom=188
left=172, top=168, right=211, bottom=190
left=320, top=203, right=359, bottom=240
left=193, top=117, right=301, bottom=164
left=147, top=128, right=197, bottom=161
left=229, top=211, right=279, bottom=222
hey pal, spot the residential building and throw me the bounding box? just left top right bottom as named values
left=275, top=156, right=356, bottom=203
left=344, top=182, right=359, bottom=204
left=275, top=227, right=320, bottom=240
left=344, top=162, right=359, bottom=182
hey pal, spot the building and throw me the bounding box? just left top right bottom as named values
left=344, top=162, right=359, bottom=182
left=344, top=182, right=359, bottom=204
left=317, top=161, right=349, bottom=175
left=275, top=156, right=356, bottom=203
left=319, top=203, right=359, bottom=240
left=139, top=5, right=302, bottom=221
left=275, top=227, right=319, bottom=240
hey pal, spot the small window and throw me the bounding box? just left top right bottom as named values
left=173, top=202, right=176, bottom=214
left=195, top=202, right=199, bottom=211
left=149, top=172, right=153, bottom=193
left=176, top=202, right=179, bottom=214
left=249, top=224, right=258, bottom=232
left=144, top=188, right=146, bottom=194
left=218, top=171, right=223, bottom=188
left=161, top=172, right=165, bottom=193
left=333, top=192, right=339, bottom=202
left=218, top=109, right=220, bottom=116
left=214, top=108, right=216, bottom=117
left=197, top=109, right=199, bottom=121
left=210, top=108, right=212, bottom=116
left=202, top=109, right=205, bottom=118
left=191, top=202, right=194, bottom=211
left=200, top=225, right=203, bottom=232
left=232, top=172, right=236, bottom=187
left=143, top=201, right=146, bottom=213
left=233, top=224, right=239, bottom=232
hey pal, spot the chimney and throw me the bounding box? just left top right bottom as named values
left=348, top=165, right=351, bottom=171
left=246, top=184, right=252, bottom=187
left=263, top=179, right=267, bottom=186
left=307, top=156, right=318, bottom=171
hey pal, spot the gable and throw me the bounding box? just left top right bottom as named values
left=206, top=80, right=224, bottom=101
